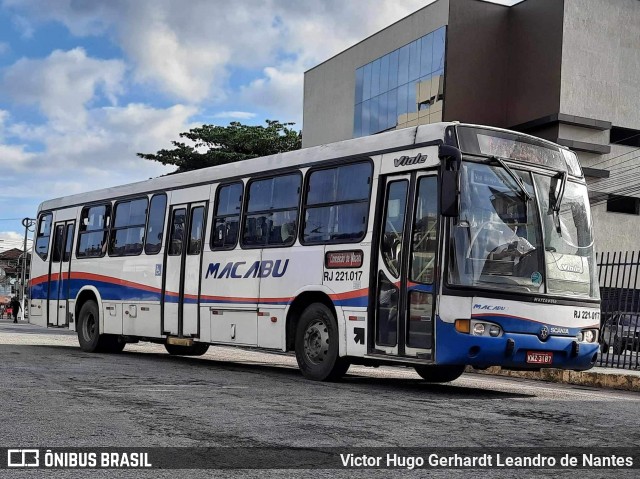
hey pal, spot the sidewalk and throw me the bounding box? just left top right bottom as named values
left=467, top=364, right=640, bottom=392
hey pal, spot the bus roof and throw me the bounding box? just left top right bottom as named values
left=38, top=122, right=455, bottom=213
left=37, top=121, right=571, bottom=213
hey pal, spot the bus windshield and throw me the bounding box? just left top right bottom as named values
left=448, top=162, right=598, bottom=298
left=534, top=175, right=598, bottom=299
left=449, top=162, right=544, bottom=293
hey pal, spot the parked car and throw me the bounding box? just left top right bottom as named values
left=600, top=313, right=640, bottom=354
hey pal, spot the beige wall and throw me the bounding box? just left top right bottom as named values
left=506, top=0, right=564, bottom=127
left=560, top=0, right=640, bottom=129
left=560, top=0, right=640, bottom=252
left=443, top=0, right=510, bottom=126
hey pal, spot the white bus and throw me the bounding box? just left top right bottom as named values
left=28, top=122, right=601, bottom=382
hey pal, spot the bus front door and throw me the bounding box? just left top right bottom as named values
left=48, top=220, right=75, bottom=327
left=163, top=202, right=207, bottom=338
left=373, top=172, right=438, bottom=359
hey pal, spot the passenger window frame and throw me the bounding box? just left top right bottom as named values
left=241, top=171, right=302, bottom=249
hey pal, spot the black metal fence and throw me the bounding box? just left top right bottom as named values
left=597, top=251, right=640, bottom=369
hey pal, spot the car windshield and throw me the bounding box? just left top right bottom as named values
left=448, top=162, right=544, bottom=293
left=619, top=315, right=640, bottom=327
left=533, top=175, right=599, bottom=299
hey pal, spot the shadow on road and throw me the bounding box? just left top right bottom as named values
left=9, top=343, right=534, bottom=399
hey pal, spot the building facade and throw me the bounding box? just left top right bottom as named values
left=303, top=0, right=640, bottom=253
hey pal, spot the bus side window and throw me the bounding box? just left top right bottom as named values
left=211, top=183, right=242, bottom=250
left=145, top=194, right=167, bottom=255
left=77, top=204, right=111, bottom=258
left=302, top=162, right=372, bottom=244
left=188, top=206, right=205, bottom=255
left=242, top=174, right=300, bottom=247
left=35, top=213, right=53, bottom=260
left=109, top=197, right=148, bottom=256
left=168, top=208, right=186, bottom=256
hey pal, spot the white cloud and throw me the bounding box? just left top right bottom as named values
left=6, top=102, right=196, bottom=172
left=2, top=48, right=125, bottom=128
left=0, top=0, right=452, bottom=235
left=2, top=0, right=436, bottom=106
left=0, top=42, right=9, bottom=55
left=11, top=14, right=34, bottom=38
left=239, top=61, right=305, bottom=125
left=0, top=231, right=30, bottom=253
left=0, top=144, right=35, bottom=171
left=212, top=111, right=257, bottom=120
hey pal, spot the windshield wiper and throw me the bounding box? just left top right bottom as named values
left=552, top=171, right=568, bottom=212
left=551, top=171, right=568, bottom=234
left=491, top=156, right=533, bottom=201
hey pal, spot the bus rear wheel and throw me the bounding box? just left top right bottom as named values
left=295, top=303, right=350, bottom=381
left=77, top=300, right=125, bottom=353
left=165, top=343, right=209, bottom=356
left=414, top=365, right=465, bottom=383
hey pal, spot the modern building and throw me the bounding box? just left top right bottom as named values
left=303, top=0, right=640, bottom=253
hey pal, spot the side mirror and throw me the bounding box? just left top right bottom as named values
left=439, top=145, right=462, bottom=217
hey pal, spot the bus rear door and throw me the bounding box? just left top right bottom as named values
left=163, top=201, right=207, bottom=338
left=48, top=220, right=75, bottom=327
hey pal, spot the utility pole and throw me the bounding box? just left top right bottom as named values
left=20, top=218, right=35, bottom=321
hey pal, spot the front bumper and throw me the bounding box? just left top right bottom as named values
left=436, top=319, right=599, bottom=371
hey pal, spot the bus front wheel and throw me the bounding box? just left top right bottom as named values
left=77, top=300, right=125, bottom=353
left=295, top=303, right=350, bottom=381
left=414, top=365, right=465, bottom=383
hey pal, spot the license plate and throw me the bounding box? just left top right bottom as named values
left=526, top=351, right=553, bottom=365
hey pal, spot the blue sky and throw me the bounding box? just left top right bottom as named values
left=0, top=0, right=517, bottom=251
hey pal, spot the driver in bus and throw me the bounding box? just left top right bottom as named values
left=488, top=218, right=535, bottom=261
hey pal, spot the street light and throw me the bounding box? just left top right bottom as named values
left=20, top=218, right=36, bottom=322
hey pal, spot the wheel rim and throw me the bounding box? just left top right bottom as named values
left=82, top=312, right=97, bottom=343
left=303, top=319, right=330, bottom=365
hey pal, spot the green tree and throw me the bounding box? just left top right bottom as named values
left=138, top=120, right=302, bottom=173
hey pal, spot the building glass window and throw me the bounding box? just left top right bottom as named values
left=607, top=195, right=640, bottom=215
left=354, top=26, right=446, bottom=138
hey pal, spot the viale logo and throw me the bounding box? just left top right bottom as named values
left=394, top=153, right=427, bottom=167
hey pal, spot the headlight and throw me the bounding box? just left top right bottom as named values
left=578, top=329, right=597, bottom=343
left=458, top=319, right=503, bottom=337
left=473, top=323, right=485, bottom=336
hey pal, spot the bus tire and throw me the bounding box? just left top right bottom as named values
left=165, top=343, right=209, bottom=356
left=295, top=303, right=350, bottom=381
left=414, top=365, right=465, bottom=383
left=77, top=300, right=121, bottom=353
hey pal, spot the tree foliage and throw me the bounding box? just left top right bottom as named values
left=138, top=120, right=302, bottom=173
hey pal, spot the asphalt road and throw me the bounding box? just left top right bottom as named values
left=1, top=321, right=639, bottom=478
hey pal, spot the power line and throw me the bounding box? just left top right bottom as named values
left=586, top=128, right=640, bottom=168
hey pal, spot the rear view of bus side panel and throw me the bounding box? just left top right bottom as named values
left=29, top=211, right=53, bottom=327
left=30, top=207, right=78, bottom=328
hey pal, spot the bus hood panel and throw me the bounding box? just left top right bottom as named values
left=469, top=297, right=599, bottom=335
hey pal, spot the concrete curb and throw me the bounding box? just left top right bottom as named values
left=465, top=366, right=640, bottom=392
